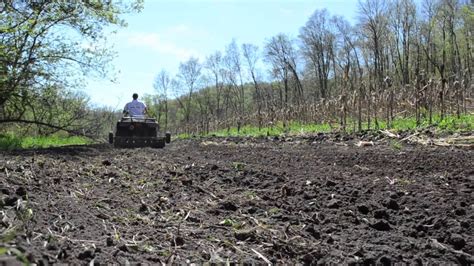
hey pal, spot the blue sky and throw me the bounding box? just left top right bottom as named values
left=84, top=0, right=359, bottom=109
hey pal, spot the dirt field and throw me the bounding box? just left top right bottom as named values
left=1, top=135, right=473, bottom=264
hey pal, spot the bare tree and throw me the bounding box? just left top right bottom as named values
left=332, top=15, right=363, bottom=84
left=300, top=9, right=335, bottom=99
left=153, top=69, right=171, bottom=131
left=242, top=43, right=263, bottom=129
left=144, top=0, right=473, bottom=135
left=357, top=0, right=390, bottom=87
left=224, top=39, right=246, bottom=120
left=204, top=51, right=224, bottom=119
left=264, top=34, right=304, bottom=108
left=391, top=0, right=417, bottom=85
left=177, top=57, right=202, bottom=124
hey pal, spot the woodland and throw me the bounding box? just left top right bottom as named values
left=1, top=0, right=473, bottom=138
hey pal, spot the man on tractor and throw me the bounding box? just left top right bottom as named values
left=123, top=93, right=148, bottom=117
left=110, top=92, right=170, bottom=148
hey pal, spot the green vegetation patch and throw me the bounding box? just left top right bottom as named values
left=181, top=114, right=473, bottom=139
left=0, top=133, right=91, bottom=150
left=203, top=121, right=333, bottom=138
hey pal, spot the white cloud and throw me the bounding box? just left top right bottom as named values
left=125, top=32, right=200, bottom=61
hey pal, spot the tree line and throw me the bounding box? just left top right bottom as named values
left=149, top=0, right=473, bottom=135
left=1, top=0, right=471, bottom=139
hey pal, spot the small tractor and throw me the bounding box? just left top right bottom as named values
left=108, top=116, right=170, bottom=148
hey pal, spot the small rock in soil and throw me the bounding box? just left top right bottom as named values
left=326, top=180, right=337, bottom=186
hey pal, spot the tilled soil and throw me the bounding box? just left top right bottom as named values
left=0, top=136, right=473, bottom=264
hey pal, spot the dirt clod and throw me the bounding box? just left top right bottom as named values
left=373, top=209, right=389, bottom=219
left=77, top=249, right=94, bottom=260
left=3, top=196, right=18, bottom=206
left=173, top=236, right=185, bottom=246
left=449, top=234, right=466, bottom=250
left=378, top=256, right=392, bottom=266
left=118, top=244, right=128, bottom=252
left=106, top=237, right=114, bottom=247
left=235, top=228, right=256, bottom=241
left=357, top=205, right=370, bottom=214
left=385, top=199, right=399, bottom=210
left=220, top=201, right=238, bottom=211
left=370, top=220, right=391, bottom=231
left=15, top=186, right=27, bottom=198
left=327, top=199, right=341, bottom=209
left=302, top=253, right=317, bottom=264
left=305, top=225, right=321, bottom=239
left=455, top=208, right=466, bottom=216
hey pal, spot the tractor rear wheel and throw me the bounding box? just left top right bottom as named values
left=154, top=138, right=165, bottom=148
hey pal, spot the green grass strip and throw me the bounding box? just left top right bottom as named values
left=0, top=134, right=91, bottom=150
left=177, top=113, right=473, bottom=139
